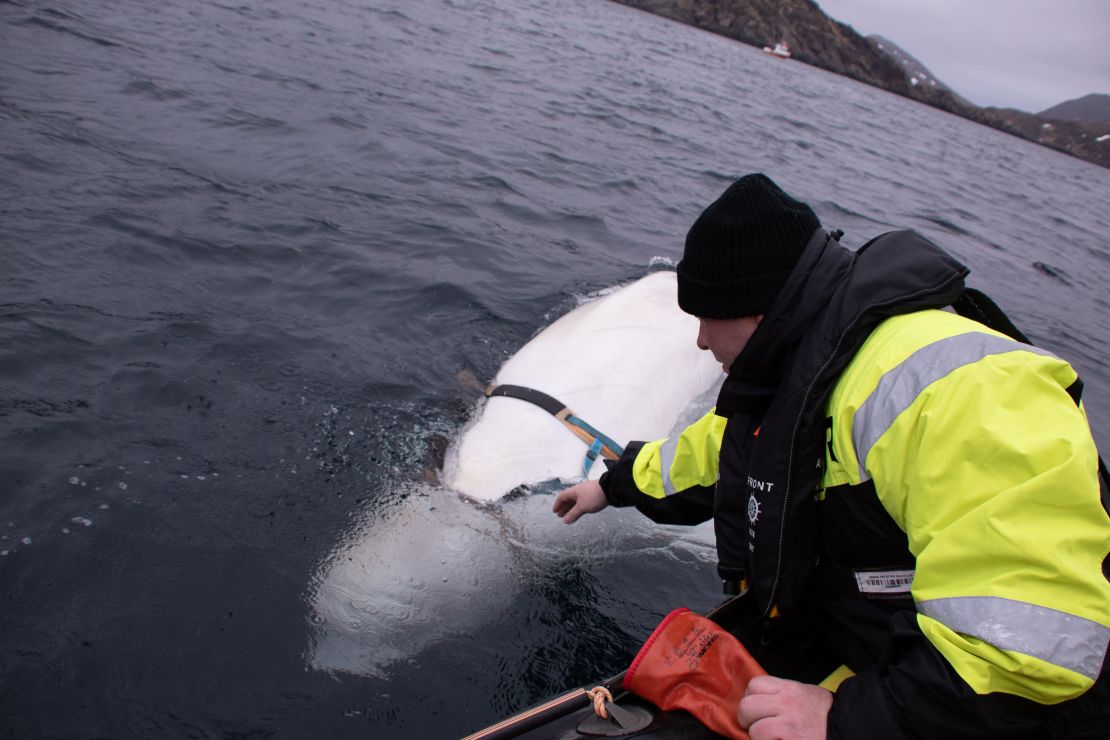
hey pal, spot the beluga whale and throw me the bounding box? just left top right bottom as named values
left=306, top=270, right=723, bottom=678
left=446, top=270, right=723, bottom=501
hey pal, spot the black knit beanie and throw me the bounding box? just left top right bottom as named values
left=677, top=173, right=821, bottom=318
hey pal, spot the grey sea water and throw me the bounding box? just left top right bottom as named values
left=2, top=0, right=1108, bottom=736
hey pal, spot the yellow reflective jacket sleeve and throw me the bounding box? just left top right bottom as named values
left=827, top=310, right=1110, bottom=705
left=629, top=409, right=726, bottom=500
left=598, top=407, right=724, bottom=524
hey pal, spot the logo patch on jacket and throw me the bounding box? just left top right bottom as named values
left=747, top=493, right=761, bottom=524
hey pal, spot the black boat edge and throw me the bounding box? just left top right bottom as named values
left=461, top=595, right=757, bottom=740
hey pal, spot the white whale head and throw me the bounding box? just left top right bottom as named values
left=306, top=272, right=722, bottom=678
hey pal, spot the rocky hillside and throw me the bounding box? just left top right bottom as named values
left=973, top=106, right=1110, bottom=170
left=869, top=35, right=973, bottom=108
left=1040, top=94, right=1110, bottom=125
left=608, top=0, right=1110, bottom=169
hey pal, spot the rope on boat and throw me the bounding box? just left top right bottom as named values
left=586, top=686, right=614, bottom=719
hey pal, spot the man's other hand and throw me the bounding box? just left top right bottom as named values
left=738, top=675, right=833, bottom=740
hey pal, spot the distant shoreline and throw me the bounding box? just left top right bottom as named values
left=607, top=0, right=1109, bottom=170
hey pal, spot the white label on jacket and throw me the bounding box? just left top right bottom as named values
left=854, top=569, right=915, bottom=595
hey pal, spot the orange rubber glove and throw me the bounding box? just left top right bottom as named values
left=622, top=607, right=765, bottom=740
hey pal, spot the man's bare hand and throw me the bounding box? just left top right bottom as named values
left=552, top=480, right=608, bottom=523
left=737, top=675, right=832, bottom=740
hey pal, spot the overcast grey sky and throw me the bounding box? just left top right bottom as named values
left=814, top=0, right=1110, bottom=113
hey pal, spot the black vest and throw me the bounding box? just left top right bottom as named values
left=712, top=229, right=968, bottom=619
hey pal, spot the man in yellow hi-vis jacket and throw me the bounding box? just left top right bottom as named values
left=553, top=174, right=1109, bottom=739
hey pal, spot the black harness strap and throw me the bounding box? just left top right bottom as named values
left=487, top=383, right=568, bottom=417
left=485, top=383, right=624, bottom=463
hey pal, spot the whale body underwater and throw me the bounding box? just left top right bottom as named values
left=306, top=271, right=723, bottom=678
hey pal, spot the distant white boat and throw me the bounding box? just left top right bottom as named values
left=763, top=41, right=791, bottom=59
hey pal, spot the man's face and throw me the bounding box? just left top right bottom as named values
left=697, top=315, right=764, bottom=373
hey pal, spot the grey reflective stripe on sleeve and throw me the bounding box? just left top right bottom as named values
left=659, top=435, right=681, bottom=496
left=853, top=332, right=1058, bottom=481
left=918, top=595, right=1110, bottom=680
